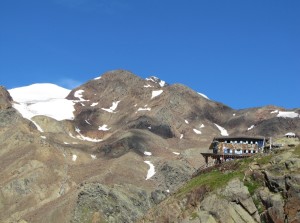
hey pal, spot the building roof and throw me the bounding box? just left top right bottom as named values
left=213, top=136, right=265, bottom=141
left=285, top=132, right=296, bottom=136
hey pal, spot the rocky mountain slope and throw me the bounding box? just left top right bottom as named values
left=0, top=70, right=299, bottom=223
left=139, top=143, right=300, bottom=223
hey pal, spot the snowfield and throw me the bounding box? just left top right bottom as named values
left=9, top=83, right=75, bottom=121
left=9, top=83, right=70, bottom=102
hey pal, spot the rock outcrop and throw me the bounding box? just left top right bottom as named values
left=0, top=86, right=13, bottom=109
left=198, top=179, right=260, bottom=223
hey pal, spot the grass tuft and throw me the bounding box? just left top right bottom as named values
left=177, top=169, right=243, bottom=196
left=292, top=144, right=300, bottom=156
left=244, top=180, right=262, bottom=195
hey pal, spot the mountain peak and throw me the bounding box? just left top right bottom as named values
left=101, top=69, right=140, bottom=80
left=146, top=76, right=167, bottom=87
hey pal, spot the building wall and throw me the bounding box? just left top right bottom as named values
left=217, top=142, right=259, bottom=154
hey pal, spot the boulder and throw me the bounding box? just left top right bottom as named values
left=200, top=193, right=258, bottom=223
left=285, top=158, right=300, bottom=171
left=222, top=178, right=258, bottom=216
left=199, top=179, right=260, bottom=223
left=263, top=171, right=286, bottom=193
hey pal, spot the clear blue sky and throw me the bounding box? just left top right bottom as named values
left=1, top=0, right=299, bottom=109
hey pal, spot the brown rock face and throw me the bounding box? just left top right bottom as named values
left=284, top=175, right=300, bottom=223
left=0, top=86, right=13, bottom=109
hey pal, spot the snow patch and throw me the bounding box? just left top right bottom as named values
left=78, top=135, right=102, bottom=142
left=214, top=123, right=229, bottom=136
left=91, top=155, right=97, bottom=159
left=69, top=132, right=76, bottom=139
left=197, top=92, right=210, bottom=100
left=32, top=120, right=44, bottom=132
left=173, top=152, right=180, bottom=155
left=277, top=111, right=300, bottom=118
left=144, top=84, right=153, bottom=88
left=233, top=113, right=236, bottom=116
left=98, top=124, right=110, bottom=131
left=248, top=125, right=255, bottom=131
left=180, top=134, right=183, bottom=139
left=159, top=80, right=166, bottom=87
left=64, top=142, right=69, bottom=144
left=85, top=120, right=91, bottom=125
left=94, top=76, right=101, bottom=80
left=200, top=124, right=205, bottom=128
left=144, top=161, right=156, bottom=180
left=193, top=129, right=202, bottom=134
left=40, top=136, right=46, bottom=139
left=137, top=107, right=151, bottom=112
left=90, top=102, right=98, bottom=107
left=72, top=154, right=77, bottom=162
left=151, top=90, right=163, bottom=99
left=75, top=127, right=103, bottom=142
left=144, top=151, right=152, bottom=156
left=102, top=101, right=120, bottom=113
left=271, top=110, right=279, bottom=114
left=74, top=90, right=87, bottom=101
left=185, top=120, right=189, bottom=124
